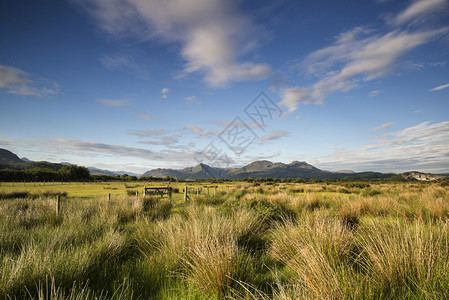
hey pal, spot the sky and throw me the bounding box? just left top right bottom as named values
left=0, top=0, right=448, bottom=174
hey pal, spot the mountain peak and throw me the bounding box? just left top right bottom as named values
left=288, top=161, right=318, bottom=170
left=0, top=148, right=24, bottom=164
left=243, top=160, right=276, bottom=172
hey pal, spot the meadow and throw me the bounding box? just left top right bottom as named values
left=0, top=180, right=448, bottom=299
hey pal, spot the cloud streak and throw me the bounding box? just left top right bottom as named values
left=0, top=65, right=60, bottom=97
left=392, top=0, right=448, bottom=26
left=131, top=130, right=168, bottom=137
left=139, top=136, right=178, bottom=146
left=429, top=82, right=449, bottom=91
left=279, top=0, right=449, bottom=112
left=73, top=0, right=270, bottom=86
left=0, top=136, right=199, bottom=169
left=371, top=122, right=395, bottom=131
left=183, top=125, right=217, bottom=138
left=260, top=130, right=289, bottom=141
left=316, top=121, right=449, bottom=173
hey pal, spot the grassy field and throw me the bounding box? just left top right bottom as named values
left=0, top=181, right=240, bottom=198
left=0, top=181, right=448, bottom=299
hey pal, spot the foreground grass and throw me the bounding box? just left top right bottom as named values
left=0, top=181, right=448, bottom=299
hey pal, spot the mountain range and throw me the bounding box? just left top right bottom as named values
left=142, top=160, right=400, bottom=180
left=0, top=148, right=138, bottom=177
left=1, top=148, right=446, bottom=181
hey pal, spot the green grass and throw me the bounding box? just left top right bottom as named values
left=0, top=181, right=448, bottom=299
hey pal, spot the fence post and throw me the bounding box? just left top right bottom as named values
left=56, top=194, right=60, bottom=215
left=143, top=186, right=146, bottom=197
left=184, top=186, right=187, bottom=201
left=136, top=191, right=139, bottom=202
left=214, top=186, right=217, bottom=195
left=207, top=187, right=209, bottom=195
left=108, top=193, right=111, bottom=204
left=197, top=187, right=200, bottom=196
left=168, top=187, right=172, bottom=204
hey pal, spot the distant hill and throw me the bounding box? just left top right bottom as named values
left=402, top=171, right=446, bottom=181
left=2, top=148, right=446, bottom=181
left=0, top=149, right=24, bottom=164
left=0, top=148, right=65, bottom=171
left=142, top=160, right=398, bottom=180
left=88, top=167, right=140, bottom=177
left=88, top=167, right=118, bottom=176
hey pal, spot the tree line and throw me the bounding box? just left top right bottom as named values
left=0, top=165, right=90, bottom=182
left=0, top=166, right=408, bottom=183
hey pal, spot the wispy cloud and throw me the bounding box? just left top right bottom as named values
left=183, top=125, right=217, bottom=138
left=96, top=98, right=130, bottom=107
left=429, top=82, right=449, bottom=91
left=213, top=120, right=264, bottom=129
left=139, top=136, right=178, bottom=146
left=279, top=0, right=449, bottom=112
left=371, top=122, right=396, bottom=131
left=185, top=95, right=201, bottom=104
left=368, top=90, right=382, bottom=97
left=0, top=65, right=60, bottom=97
left=161, top=88, right=169, bottom=99
left=130, top=130, right=167, bottom=137
left=260, top=130, right=289, bottom=141
left=391, top=0, right=448, bottom=26
left=0, top=136, right=199, bottom=169
left=72, top=0, right=270, bottom=86
left=316, top=121, right=449, bottom=173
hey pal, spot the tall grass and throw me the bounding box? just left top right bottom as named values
left=269, top=213, right=361, bottom=299
left=1, top=181, right=448, bottom=298
left=357, top=218, right=449, bottom=298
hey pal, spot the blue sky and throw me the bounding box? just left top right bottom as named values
left=1, top=0, right=448, bottom=174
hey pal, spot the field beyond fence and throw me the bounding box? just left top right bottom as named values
left=1, top=181, right=448, bottom=299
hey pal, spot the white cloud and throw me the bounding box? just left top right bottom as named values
left=185, top=95, right=201, bottom=104
left=392, top=0, right=448, bottom=26
left=183, top=125, right=217, bottom=137
left=279, top=87, right=320, bottom=112
left=0, top=65, right=60, bottom=97
left=161, top=88, right=169, bottom=99
left=0, top=136, right=201, bottom=170
left=139, top=136, right=178, bottom=146
left=96, top=98, right=130, bottom=106
left=72, top=0, right=270, bottom=86
left=429, top=82, right=449, bottom=91
left=316, top=121, right=449, bottom=173
left=368, top=90, right=382, bottom=97
left=280, top=24, right=448, bottom=111
left=371, top=122, right=396, bottom=131
left=131, top=130, right=167, bottom=137
left=214, top=120, right=264, bottom=129
left=260, top=130, right=289, bottom=141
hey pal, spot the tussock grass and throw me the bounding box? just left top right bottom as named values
left=1, top=181, right=448, bottom=299
left=269, top=214, right=360, bottom=299
left=357, top=219, right=449, bottom=298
